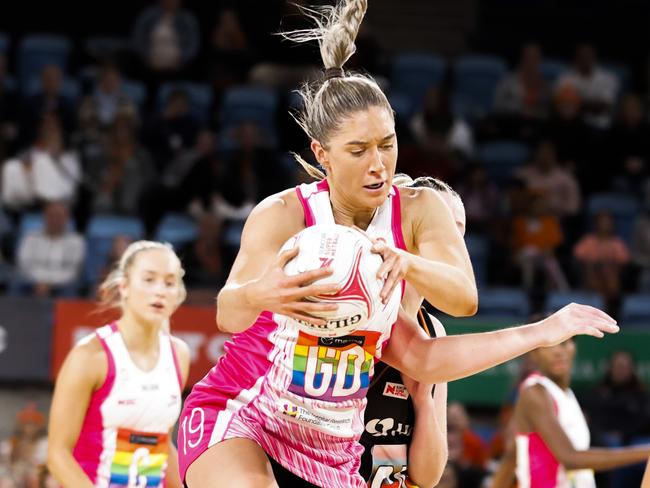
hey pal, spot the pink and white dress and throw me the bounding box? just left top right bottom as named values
left=178, top=180, right=406, bottom=488
left=73, top=323, right=183, bottom=487
left=516, top=373, right=596, bottom=488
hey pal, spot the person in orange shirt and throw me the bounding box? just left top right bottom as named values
left=512, top=191, right=569, bottom=291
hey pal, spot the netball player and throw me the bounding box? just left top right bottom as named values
left=47, top=241, right=191, bottom=488
left=360, top=175, right=465, bottom=488
left=178, top=1, right=618, bottom=487
left=504, top=339, right=650, bottom=487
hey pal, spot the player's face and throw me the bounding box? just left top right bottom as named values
left=534, top=339, right=576, bottom=381
left=314, top=106, right=397, bottom=209
left=122, top=249, right=182, bottom=327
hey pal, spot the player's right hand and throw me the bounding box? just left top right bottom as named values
left=245, top=245, right=340, bottom=326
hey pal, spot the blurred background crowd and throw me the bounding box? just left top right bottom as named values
left=1, top=0, right=650, bottom=486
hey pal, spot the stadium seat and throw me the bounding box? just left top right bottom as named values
left=465, top=233, right=488, bottom=286
left=540, top=59, right=569, bottom=85
left=452, top=54, right=507, bottom=119
left=18, top=34, right=72, bottom=86
left=85, top=215, right=144, bottom=286
left=586, top=192, right=639, bottom=243
left=158, top=81, right=213, bottom=124
left=24, top=76, right=81, bottom=101
left=620, top=294, right=650, bottom=327
left=220, top=85, right=279, bottom=140
left=388, top=92, right=415, bottom=123
left=390, top=52, right=446, bottom=109
left=545, top=291, right=604, bottom=313
left=477, top=141, right=530, bottom=183
left=121, top=80, right=147, bottom=109
left=155, top=213, right=198, bottom=250
left=478, top=287, right=530, bottom=318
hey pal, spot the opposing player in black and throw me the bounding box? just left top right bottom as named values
left=360, top=176, right=465, bottom=488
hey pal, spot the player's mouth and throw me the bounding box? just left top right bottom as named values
left=363, top=182, right=384, bottom=191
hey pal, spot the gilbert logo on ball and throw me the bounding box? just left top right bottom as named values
left=281, top=224, right=384, bottom=337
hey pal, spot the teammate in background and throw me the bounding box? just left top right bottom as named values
left=360, top=175, right=465, bottom=488
left=47, top=241, right=191, bottom=488
left=493, top=338, right=650, bottom=488
left=178, top=1, right=618, bottom=487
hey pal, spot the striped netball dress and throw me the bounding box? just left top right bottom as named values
left=72, top=323, right=183, bottom=487
left=178, top=180, right=406, bottom=488
left=516, top=373, right=596, bottom=488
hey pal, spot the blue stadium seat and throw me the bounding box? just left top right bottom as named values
left=478, top=287, right=530, bottom=318
left=18, top=34, right=72, bottom=86
left=545, top=291, right=604, bottom=313
left=155, top=213, right=198, bottom=250
left=391, top=52, right=446, bottom=109
left=465, top=233, right=488, bottom=286
left=388, top=92, right=415, bottom=123
left=24, top=76, right=81, bottom=101
left=620, top=294, right=650, bottom=327
left=452, top=54, right=507, bottom=119
left=586, top=192, right=639, bottom=243
left=121, top=80, right=147, bottom=109
left=477, top=141, right=530, bottom=182
left=158, top=82, right=213, bottom=124
left=0, top=33, right=9, bottom=54
left=220, top=85, right=279, bottom=140
left=85, top=215, right=144, bottom=286
left=540, top=59, right=569, bottom=85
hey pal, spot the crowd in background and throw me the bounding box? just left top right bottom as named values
left=0, top=0, right=650, bottom=486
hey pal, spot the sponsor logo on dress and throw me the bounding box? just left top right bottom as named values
left=383, top=382, right=409, bottom=400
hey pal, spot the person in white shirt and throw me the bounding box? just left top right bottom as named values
left=13, top=201, right=85, bottom=297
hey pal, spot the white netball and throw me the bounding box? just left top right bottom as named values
left=281, top=224, right=385, bottom=337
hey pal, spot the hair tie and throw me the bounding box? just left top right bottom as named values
left=324, top=67, right=344, bottom=80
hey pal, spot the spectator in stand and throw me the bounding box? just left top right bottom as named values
left=447, top=402, right=488, bottom=487
left=0, top=55, right=18, bottom=161
left=515, top=140, right=582, bottom=219
left=410, top=86, right=474, bottom=160
left=494, top=43, right=550, bottom=120
left=612, top=155, right=648, bottom=200
left=585, top=350, right=650, bottom=446
left=574, top=210, right=630, bottom=313
left=456, top=163, right=500, bottom=234
left=512, top=191, right=568, bottom=292
left=556, top=43, right=619, bottom=129
left=5, top=403, right=47, bottom=488
left=19, top=65, right=75, bottom=147
left=207, top=9, right=254, bottom=98
left=12, top=201, right=85, bottom=297
left=181, top=213, right=224, bottom=290
left=85, top=113, right=155, bottom=216
left=145, top=87, right=200, bottom=171
left=78, top=63, right=137, bottom=129
left=1, top=114, right=81, bottom=215
left=132, top=0, right=200, bottom=76
left=608, top=94, right=650, bottom=168
left=632, top=198, right=650, bottom=291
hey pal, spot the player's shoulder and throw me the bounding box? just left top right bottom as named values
left=398, top=185, right=446, bottom=216
left=250, top=187, right=303, bottom=222
left=170, top=335, right=190, bottom=363
left=61, top=331, right=108, bottom=385
left=519, top=381, right=554, bottom=412
left=243, top=188, right=305, bottom=242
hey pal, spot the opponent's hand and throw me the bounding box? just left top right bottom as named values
left=246, top=245, right=340, bottom=326
left=540, top=303, right=619, bottom=347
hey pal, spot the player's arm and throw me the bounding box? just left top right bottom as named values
left=642, top=457, right=650, bottom=488
left=216, top=191, right=339, bottom=333
left=47, top=339, right=105, bottom=488
left=521, top=384, right=650, bottom=471
left=490, top=433, right=516, bottom=488
left=171, top=336, right=191, bottom=388
left=379, top=188, right=476, bottom=317
left=166, top=435, right=183, bottom=488
left=382, top=304, right=618, bottom=384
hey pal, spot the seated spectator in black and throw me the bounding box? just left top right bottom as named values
left=132, top=0, right=200, bottom=76
left=556, top=43, right=619, bottom=130
left=95, top=234, right=132, bottom=291
left=612, top=155, right=648, bottom=200
left=19, top=64, right=75, bottom=147
left=494, top=43, right=550, bottom=121
left=0, top=55, right=18, bottom=161
left=410, top=86, right=474, bottom=160
left=144, top=88, right=199, bottom=171
left=585, top=350, right=650, bottom=446
left=1, top=115, right=81, bottom=216
left=11, top=201, right=85, bottom=297
left=85, top=115, right=155, bottom=216
left=632, top=199, right=650, bottom=291
left=456, top=163, right=499, bottom=234
left=608, top=94, right=650, bottom=169
left=573, top=210, right=630, bottom=314
left=180, top=213, right=224, bottom=289
left=207, top=9, right=254, bottom=98
left=515, top=140, right=582, bottom=220
left=78, top=63, right=137, bottom=129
